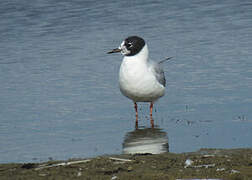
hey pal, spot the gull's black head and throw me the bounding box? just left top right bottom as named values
left=123, top=36, right=145, bottom=56
left=107, top=36, right=145, bottom=56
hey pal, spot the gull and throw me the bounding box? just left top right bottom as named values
left=108, top=36, right=171, bottom=127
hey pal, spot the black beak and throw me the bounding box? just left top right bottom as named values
left=107, top=48, right=121, bottom=54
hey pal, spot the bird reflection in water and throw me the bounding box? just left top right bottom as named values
left=123, top=127, right=169, bottom=155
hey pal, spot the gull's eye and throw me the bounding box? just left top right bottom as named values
left=126, top=42, right=133, bottom=48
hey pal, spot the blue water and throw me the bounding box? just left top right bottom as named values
left=0, top=0, right=251, bottom=163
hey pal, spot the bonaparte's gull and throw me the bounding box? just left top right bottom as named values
left=108, top=36, right=171, bottom=127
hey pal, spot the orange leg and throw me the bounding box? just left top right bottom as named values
left=150, top=102, right=154, bottom=128
left=150, top=102, right=153, bottom=117
left=134, top=102, right=138, bottom=129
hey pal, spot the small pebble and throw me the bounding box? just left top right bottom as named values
left=184, top=159, right=193, bottom=168
left=231, top=169, right=240, bottom=174
left=111, top=175, right=118, bottom=180
left=216, top=168, right=225, bottom=171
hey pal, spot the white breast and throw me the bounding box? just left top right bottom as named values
left=119, top=45, right=165, bottom=102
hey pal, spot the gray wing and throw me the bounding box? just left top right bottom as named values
left=152, top=62, right=166, bottom=87
left=152, top=57, right=172, bottom=87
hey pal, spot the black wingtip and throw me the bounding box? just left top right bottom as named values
left=159, top=57, right=173, bottom=64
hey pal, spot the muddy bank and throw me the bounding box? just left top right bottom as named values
left=1, top=148, right=252, bottom=180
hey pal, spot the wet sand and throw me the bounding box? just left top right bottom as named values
left=1, top=148, right=252, bottom=180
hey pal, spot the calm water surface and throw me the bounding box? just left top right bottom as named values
left=0, top=0, right=252, bottom=163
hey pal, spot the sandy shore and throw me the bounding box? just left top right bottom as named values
left=1, top=148, right=252, bottom=180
